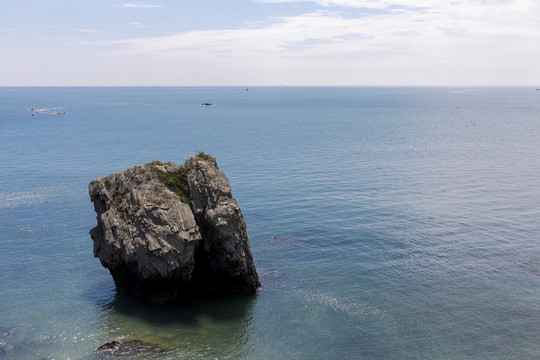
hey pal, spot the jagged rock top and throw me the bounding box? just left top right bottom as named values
left=89, top=153, right=260, bottom=304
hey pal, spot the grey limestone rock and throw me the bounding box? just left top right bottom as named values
left=186, top=154, right=260, bottom=295
left=89, top=154, right=260, bottom=304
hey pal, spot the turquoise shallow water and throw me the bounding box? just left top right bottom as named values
left=1, top=87, right=539, bottom=359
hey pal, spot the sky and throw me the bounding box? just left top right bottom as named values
left=1, top=0, right=540, bottom=86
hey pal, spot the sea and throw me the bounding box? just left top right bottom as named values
left=0, top=87, right=539, bottom=359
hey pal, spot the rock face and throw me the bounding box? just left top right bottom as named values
left=89, top=153, right=260, bottom=304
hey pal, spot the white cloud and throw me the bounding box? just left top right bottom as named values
left=70, top=28, right=105, bottom=34
left=256, top=0, right=540, bottom=14
left=71, top=28, right=103, bottom=34
left=38, top=0, right=540, bottom=85
left=129, top=22, right=147, bottom=28
left=255, top=0, right=432, bottom=9
left=107, top=1, right=540, bottom=59
left=111, top=3, right=163, bottom=8
left=48, top=26, right=104, bottom=34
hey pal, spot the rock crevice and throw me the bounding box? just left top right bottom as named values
left=89, top=154, right=260, bottom=304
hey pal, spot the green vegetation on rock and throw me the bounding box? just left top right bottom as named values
left=112, top=183, right=125, bottom=208
left=194, top=151, right=212, bottom=162
left=154, top=167, right=192, bottom=205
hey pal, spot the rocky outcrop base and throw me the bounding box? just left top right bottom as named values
left=89, top=153, right=260, bottom=304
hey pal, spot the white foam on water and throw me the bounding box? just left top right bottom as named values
left=297, top=289, right=396, bottom=325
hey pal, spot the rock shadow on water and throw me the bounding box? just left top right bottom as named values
left=94, top=293, right=257, bottom=359
left=108, top=291, right=257, bottom=325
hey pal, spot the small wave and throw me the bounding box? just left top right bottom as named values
left=257, top=269, right=282, bottom=278
left=297, top=289, right=395, bottom=324
left=296, top=292, right=395, bottom=324
left=271, top=235, right=295, bottom=242
left=527, top=257, right=540, bottom=277
left=0, top=327, right=14, bottom=336
left=27, top=107, right=66, bottom=115
left=0, top=191, right=46, bottom=209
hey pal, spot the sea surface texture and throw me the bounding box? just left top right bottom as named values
left=1, top=87, right=539, bottom=359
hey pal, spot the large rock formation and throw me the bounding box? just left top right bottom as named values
left=89, top=153, right=260, bottom=304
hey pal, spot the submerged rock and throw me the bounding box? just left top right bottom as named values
left=89, top=153, right=260, bottom=304
left=94, top=340, right=161, bottom=359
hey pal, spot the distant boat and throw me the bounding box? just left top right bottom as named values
left=201, top=103, right=213, bottom=106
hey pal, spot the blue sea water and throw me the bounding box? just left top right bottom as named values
left=0, top=87, right=539, bottom=359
